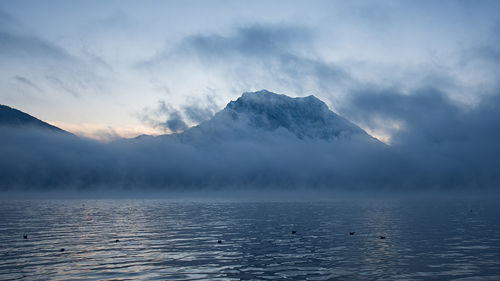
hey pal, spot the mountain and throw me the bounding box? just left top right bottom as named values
left=0, top=104, right=67, bottom=133
left=166, top=90, right=378, bottom=144
left=0, top=91, right=387, bottom=190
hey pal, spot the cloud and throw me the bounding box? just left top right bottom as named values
left=81, top=47, right=114, bottom=73
left=162, top=111, right=187, bottom=133
left=181, top=94, right=219, bottom=123
left=343, top=87, right=471, bottom=144
left=0, top=8, right=112, bottom=106
left=137, top=100, right=187, bottom=133
left=0, top=125, right=390, bottom=191
left=0, top=31, right=73, bottom=61
left=75, top=126, right=122, bottom=143
left=13, top=75, right=43, bottom=92
left=2, top=87, right=500, bottom=192
left=2, top=3, right=500, bottom=193
left=139, top=24, right=313, bottom=68
left=0, top=9, right=22, bottom=33
left=137, top=24, right=351, bottom=96
left=181, top=24, right=312, bottom=58
left=0, top=8, right=71, bottom=62
left=138, top=94, right=221, bottom=133
left=276, top=53, right=351, bottom=93
left=341, top=85, right=500, bottom=188
left=45, top=76, right=80, bottom=98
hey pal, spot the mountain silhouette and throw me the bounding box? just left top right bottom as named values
left=0, top=104, right=67, bottom=133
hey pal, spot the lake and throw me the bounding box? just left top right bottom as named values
left=0, top=198, right=499, bottom=280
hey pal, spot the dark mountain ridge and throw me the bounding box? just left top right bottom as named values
left=0, top=104, right=67, bottom=133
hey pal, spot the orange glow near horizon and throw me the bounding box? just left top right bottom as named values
left=49, top=121, right=168, bottom=142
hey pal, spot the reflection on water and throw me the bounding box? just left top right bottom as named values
left=0, top=199, right=499, bottom=280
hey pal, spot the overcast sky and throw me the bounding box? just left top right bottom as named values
left=1, top=0, right=499, bottom=141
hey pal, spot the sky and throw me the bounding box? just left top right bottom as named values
left=1, top=0, right=500, bottom=192
left=1, top=0, right=500, bottom=142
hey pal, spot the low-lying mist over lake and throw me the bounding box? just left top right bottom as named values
left=1, top=89, right=500, bottom=194
left=1, top=0, right=500, bottom=280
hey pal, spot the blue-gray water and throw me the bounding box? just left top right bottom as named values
left=1, top=198, right=499, bottom=280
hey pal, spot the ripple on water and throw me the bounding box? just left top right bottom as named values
left=0, top=199, right=499, bottom=280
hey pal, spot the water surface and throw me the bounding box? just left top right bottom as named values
left=0, top=198, right=499, bottom=280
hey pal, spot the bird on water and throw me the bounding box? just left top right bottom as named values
left=349, top=232, right=355, bottom=235
left=23, top=234, right=28, bottom=239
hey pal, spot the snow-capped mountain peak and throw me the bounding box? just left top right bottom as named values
left=172, top=90, right=376, bottom=143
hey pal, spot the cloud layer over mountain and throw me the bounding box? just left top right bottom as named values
left=1, top=90, right=499, bottom=193
left=1, top=2, right=500, bottom=194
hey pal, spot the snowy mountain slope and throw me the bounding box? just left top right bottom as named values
left=165, top=90, right=378, bottom=144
